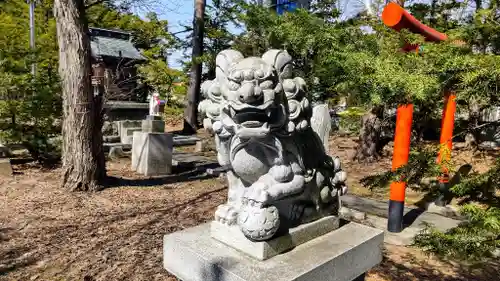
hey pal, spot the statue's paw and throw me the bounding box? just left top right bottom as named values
left=331, top=170, right=347, bottom=186
left=341, top=185, right=348, bottom=196
left=242, top=182, right=270, bottom=207
left=214, top=204, right=238, bottom=225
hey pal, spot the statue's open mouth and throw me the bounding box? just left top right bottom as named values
left=233, top=108, right=268, bottom=128
left=228, top=100, right=274, bottom=129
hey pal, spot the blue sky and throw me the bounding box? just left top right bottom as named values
left=139, top=0, right=370, bottom=69
left=152, top=0, right=195, bottom=69
left=143, top=0, right=218, bottom=69
left=158, top=0, right=245, bottom=69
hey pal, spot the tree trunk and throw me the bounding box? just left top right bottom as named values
left=54, top=0, right=106, bottom=191
left=465, top=103, right=482, bottom=150
left=353, top=107, right=390, bottom=163
left=183, top=0, right=206, bottom=135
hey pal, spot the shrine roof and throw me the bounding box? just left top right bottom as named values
left=89, top=27, right=146, bottom=61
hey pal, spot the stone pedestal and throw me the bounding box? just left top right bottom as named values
left=211, top=216, right=340, bottom=261
left=141, top=119, right=165, bottom=133
left=164, top=222, right=384, bottom=281
left=131, top=132, right=173, bottom=176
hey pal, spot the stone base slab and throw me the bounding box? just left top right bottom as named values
left=211, top=216, right=340, bottom=261
left=163, top=222, right=383, bottom=281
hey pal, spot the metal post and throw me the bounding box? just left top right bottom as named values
left=28, top=0, right=36, bottom=76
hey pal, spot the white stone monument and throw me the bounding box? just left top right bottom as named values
left=148, top=91, right=161, bottom=118
left=163, top=49, right=383, bottom=281
left=0, top=143, right=13, bottom=177
left=142, top=91, right=165, bottom=133
left=131, top=131, right=173, bottom=176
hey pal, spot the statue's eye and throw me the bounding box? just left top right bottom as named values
left=228, top=81, right=240, bottom=91
left=259, top=80, right=274, bottom=90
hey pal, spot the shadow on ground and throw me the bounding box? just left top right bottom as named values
left=104, top=161, right=221, bottom=188
left=0, top=185, right=227, bottom=279
left=371, top=249, right=500, bottom=281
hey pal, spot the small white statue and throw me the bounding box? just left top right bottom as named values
left=149, top=92, right=161, bottom=116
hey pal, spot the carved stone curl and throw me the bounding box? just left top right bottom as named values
left=198, top=49, right=348, bottom=241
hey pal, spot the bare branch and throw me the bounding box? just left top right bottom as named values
left=85, top=0, right=107, bottom=9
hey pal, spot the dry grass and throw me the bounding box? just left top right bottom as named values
left=0, top=160, right=225, bottom=281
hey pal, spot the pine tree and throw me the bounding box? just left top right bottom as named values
left=183, top=0, right=206, bottom=135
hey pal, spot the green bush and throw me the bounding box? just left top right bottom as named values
left=0, top=73, right=62, bottom=163
left=337, top=107, right=366, bottom=135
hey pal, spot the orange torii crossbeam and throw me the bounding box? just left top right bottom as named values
left=381, top=2, right=456, bottom=232
left=382, top=2, right=448, bottom=42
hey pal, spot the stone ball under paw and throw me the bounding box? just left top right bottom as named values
left=270, top=165, right=293, bottom=183
left=238, top=206, right=280, bottom=241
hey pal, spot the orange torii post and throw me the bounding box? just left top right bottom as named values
left=388, top=104, right=414, bottom=233
left=435, top=93, right=457, bottom=206
left=382, top=2, right=456, bottom=232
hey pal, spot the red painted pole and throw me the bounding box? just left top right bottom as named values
left=388, top=104, right=413, bottom=233
left=437, top=93, right=456, bottom=171
left=435, top=93, right=457, bottom=206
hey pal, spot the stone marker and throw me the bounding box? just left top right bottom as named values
left=132, top=132, right=173, bottom=176
left=141, top=118, right=165, bottom=133
left=0, top=158, right=13, bottom=177
left=0, top=144, right=11, bottom=158
left=194, top=139, right=209, bottom=152
left=108, top=146, right=125, bottom=159
left=118, top=120, right=142, bottom=145
left=164, top=49, right=383, bottom=281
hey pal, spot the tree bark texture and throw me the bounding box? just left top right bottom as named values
left=465, top=102, right=482, bottom=149
left=183, top=0, right=206, bottom=135
left=54, top=0, right=106, bottom=191
left=354, top=108, right=392, bottom=163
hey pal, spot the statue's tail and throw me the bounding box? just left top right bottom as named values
left=310, top=104, right=331, bottom=153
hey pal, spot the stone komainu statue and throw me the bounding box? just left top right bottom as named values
left=198, top=49, right=348, bottom=242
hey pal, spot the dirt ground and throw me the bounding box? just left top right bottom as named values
left=1, top=135, right=498, bottom=281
